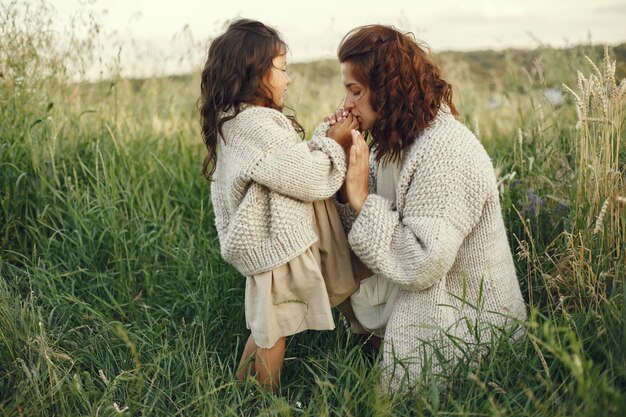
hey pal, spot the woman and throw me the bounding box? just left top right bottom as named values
left=326, top=25, right=527, bottom=391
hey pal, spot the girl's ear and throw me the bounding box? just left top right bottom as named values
left=262, top=68, right=273, bottom=87
left=259, top=71, right=273, bottom=100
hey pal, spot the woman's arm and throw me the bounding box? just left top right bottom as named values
left=347, top=136, right=489, bottom=291
left=332, top=131, right=376, bottom=232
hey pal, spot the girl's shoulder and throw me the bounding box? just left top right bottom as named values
left=220, top=105, right=298, bottom=150
left=233, top=105, right=292, bottom=130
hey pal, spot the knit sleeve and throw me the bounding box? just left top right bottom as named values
left=248, top=116, right=347, bottom=202
left=347, top=138, right=489, bottom=291
left=332, top=200, right=357, bottom=234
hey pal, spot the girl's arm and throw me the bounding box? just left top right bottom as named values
left=248, top=114, right=347, bottom=202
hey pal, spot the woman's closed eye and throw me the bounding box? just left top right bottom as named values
left=351, top=90, right=363, bottom=100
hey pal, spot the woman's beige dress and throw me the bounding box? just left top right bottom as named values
left=245, top=199, right=358, bottom=349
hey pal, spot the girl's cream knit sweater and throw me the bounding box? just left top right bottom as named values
left=210, top=106, right=346, bottom=276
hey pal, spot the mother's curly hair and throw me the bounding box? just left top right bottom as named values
left=338, top=25, right=458, bottom=163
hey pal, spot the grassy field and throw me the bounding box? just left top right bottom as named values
left=1, top=2, right=625, bottom=416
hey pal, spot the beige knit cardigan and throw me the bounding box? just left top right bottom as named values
left=210, top=106, right=346, bottom=276
left=336, top=109, right=527, bottom=391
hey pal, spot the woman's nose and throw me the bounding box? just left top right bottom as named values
left=343, top=94, right=354, bottom=110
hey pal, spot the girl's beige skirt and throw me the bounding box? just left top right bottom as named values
left=245, top=199, right=358, bottom=349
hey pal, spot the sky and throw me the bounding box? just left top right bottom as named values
left=48, top=0, right=626, bottom=78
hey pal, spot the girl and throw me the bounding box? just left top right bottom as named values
left=199, top=19, right=359, bottom=390
left=328, top=25, right=527, bottom=391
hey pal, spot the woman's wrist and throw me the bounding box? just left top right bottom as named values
left=350, top=194, right=368, bottom=214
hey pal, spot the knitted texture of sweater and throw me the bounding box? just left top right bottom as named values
left=210, top=106, right=346, bottom=276
left=337, top=110, right=527, bottom=391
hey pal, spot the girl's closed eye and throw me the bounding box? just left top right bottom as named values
left=272, top=61, right=288, bottom=73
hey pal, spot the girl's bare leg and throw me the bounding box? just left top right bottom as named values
left=255, top=336, right=286, bottom=391
left=236, top=334, right=258, bottom=381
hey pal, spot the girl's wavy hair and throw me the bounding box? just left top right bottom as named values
left=199, top=19, right=303, bottom=179
left=338, top=25, right=458, bottom=163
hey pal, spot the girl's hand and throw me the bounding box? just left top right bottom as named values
left=327, top=114, right=359, bottom=150
left=324, top=109, right=350, bottom=126
left=346, top=129, right=369, bottom=214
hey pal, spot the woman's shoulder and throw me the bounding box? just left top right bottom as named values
left=430, top=110, right=475, bottom=142
left=396, top=109, right=495, bottom=190
left=417, top=111, right=489, bottom=163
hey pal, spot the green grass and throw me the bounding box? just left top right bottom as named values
left=1, top=2, right=625, bottom=416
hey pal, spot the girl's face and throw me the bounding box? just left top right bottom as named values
left=340, top=62, right=378, bottom=131
left=264, top=52, right=291, bottom=107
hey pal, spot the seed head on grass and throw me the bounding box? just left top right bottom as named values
left=112, top=402, right=129, bottom=413
left=592, top=199, right=609, bottom=235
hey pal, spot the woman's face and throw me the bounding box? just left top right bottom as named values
left=264, top=52, right=291, bottom=107
left=340, top=61, right=378, bottom=131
